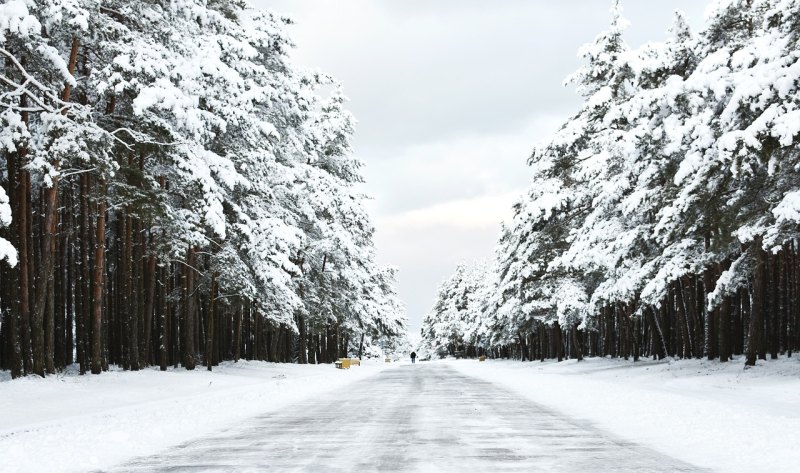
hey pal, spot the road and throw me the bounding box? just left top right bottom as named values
left=109, top=363, right=704, bottom=472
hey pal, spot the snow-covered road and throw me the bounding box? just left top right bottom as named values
left=108, top=363, right=703, bottom=472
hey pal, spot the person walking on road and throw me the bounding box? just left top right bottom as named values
left=410, top=351, right=417, bottom=364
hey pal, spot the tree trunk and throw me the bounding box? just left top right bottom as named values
left=517, top=331, right=528, bottom=361
left=770, top=251, right=780, bottom=359
left=142, top=246, right=156, bottom=367
left=718, top=294, right=732, bottom=362
left=32, top=177, right=58, bottom=376
left=676, top=278, right=693, bottom=358
left=183, top=246, right=197, bottom=370
left=554, top=321, right=563, bottom=362
left=17, top=137, right=32, bottom=375
left=572, top=323, right=583, bottom=361
left=3, top=139, right=22, bottom=377
left=91, top=180, right=106, bottom=375
left=63, top=202, right=73, bottom=367
left=746, top=240, right=765, bottom=366
left=234, top=302, right=242, bottom=362
left=269, top=324, right=280, bottom=362
left=297, top=314, right=307, bottom=364
left=131, top=217, right=142, bottom=369
left=650, top=306, right=669, bottom=358
left=77, top=174, right=89, bottom=374
left=159, top=262, right=169, bottom=371
left=206, top=272, right=216, bottom=371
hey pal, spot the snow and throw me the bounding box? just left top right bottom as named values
left=4, top=356, right=794, bottom=472
left=0, top=361, right=390, bottom=473
left=36, top=44, right=76, bottom=87
left=447, top=356, right=800, bottom=473
left=0, top=0, right=40, bottom=43
left=773, top=190, right=800, bottom=224
left=0, top=186, right=11, bottom=228
left=0, top=185, right=15, bottom=267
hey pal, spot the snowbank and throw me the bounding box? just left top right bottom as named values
left=446, top=356, right=800, bottom=473
left=0, top=360, right=388, bottom=473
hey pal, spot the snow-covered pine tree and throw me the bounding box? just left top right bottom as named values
left=0, top=0, right=405, bottom=377
left=421, top=260, right=489, bottom=358
left=422, top=0, right=800, bottom=365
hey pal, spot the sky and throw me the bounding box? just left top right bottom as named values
left=252, top=0, right=709, bottom=333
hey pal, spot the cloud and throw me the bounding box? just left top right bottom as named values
left=361, top=113, right=565, bottom=216
left=363, top=113, right=566, bottom=325
left=258, top=0, right=706, bottom=154
left=377, top=190, right=521, bottom=231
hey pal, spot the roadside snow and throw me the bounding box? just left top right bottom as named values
left=0, top=360, right=388, bottom=473
left=2, top=357, right=796, bottom=473
left=446, top=356, right=800, bottom=473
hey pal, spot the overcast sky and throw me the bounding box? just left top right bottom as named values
left=252, top=1, right=709, bottom=334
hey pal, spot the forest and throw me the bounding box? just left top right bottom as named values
left=0, top=0, right=407, bottom=379
left=422, top=0, right=800, bottom=365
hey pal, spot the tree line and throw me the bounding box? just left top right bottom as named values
left=422, top=0, right=800, bottom=365
left=0, top=0, right=406, bottom=379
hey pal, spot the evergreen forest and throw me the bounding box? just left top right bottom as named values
left=422, top=0, right=800, bottom=366
left=0, top=0, right=407, bottom=379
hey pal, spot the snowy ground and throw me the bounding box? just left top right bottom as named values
left=2, top=357, right=797, bottom=473
left=446, top=355, right=800, bottom=473
left=0, top=360, right=389, bottom=473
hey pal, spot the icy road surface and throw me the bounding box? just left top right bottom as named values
left=109, top=363, right=704, bottom=472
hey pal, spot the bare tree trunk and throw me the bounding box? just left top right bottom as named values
left=269, top=324, right=280, bottom=362
left=183, top=246, right=197, bottom=370
left=234, top=302, right=242, bottom=362
left=572, top=323, right=583, bottom=361
left=32, top=177, right=58, bottom=376
left=129, top=216, right=140, bottom=370
left=172, top=262, right=180, bottom=367
left=649, top=306, right=669, bottom=358
left=746, top=239, right=765, bottom=366
left=142, top=239, right=156, bottom=367
left=3, top=139, right=22, bottom=377
left=16, top=103, right=32, bottom=376
left=91, top=180, right=106, bottom=375
left=770, top=251, right=781, bottom=359
left=676, top=277, right=693, bottom=358
left=159, top=262, right=169, bottom=371
left=63, top=197, right=73, bottom=366
left=77, top=174, right=90, bottom=374
left=718, top=294, right=732, bottom=362
left=297, top=314, right=308, bottom=364
left=554, top=320, right=563, bottom=362
left=206, top=272, right=216, bottom=371
left=53, top=213, right=65, bottom=369
left=632, top=311, right=640, bottom=362
left=517, top=331, right=528, bottom=361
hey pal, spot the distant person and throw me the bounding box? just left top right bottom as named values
left=410, top=351, right=417, bottom=364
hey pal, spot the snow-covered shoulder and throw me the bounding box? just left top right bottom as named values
left=0, top=361, right=389, bottom=473
left=445, top=356, right=800, bottom=473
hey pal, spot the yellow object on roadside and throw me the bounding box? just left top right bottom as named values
left=334, top=358, right=360, bottom=369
